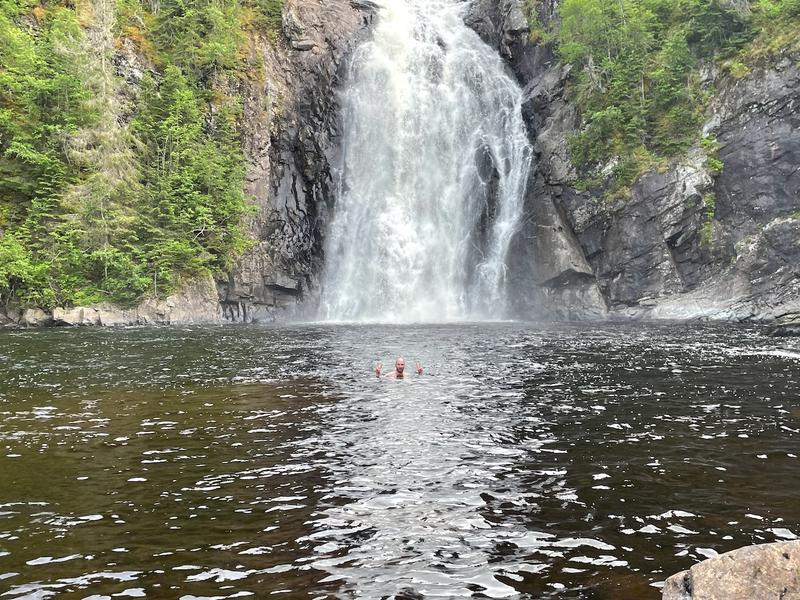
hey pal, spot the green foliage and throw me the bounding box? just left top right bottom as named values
left=0, top=232, right=37, bottom=305
left=245, top=0, right=283, bottom=33
left=0, top=0, right=256, bottom=309
left=522, top=0, right=553, bottom=43
left=682, top=0, right=751, bottom=57
left=744, top=0, right=800, bottom=58
left=0, top=4, right=95, bottom=220
left=725, top=59, right=752, bottom=78
left=701, top=134, right=724, bottom=175
left=132, top=67, right=251, bottom=291
left=154, top=0, right=245, bottom=77
left=700, top=192, right=716, bottom=244
left=554, top=0, right=800, bottom=196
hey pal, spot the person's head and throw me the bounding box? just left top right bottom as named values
left=395, top=357, right=405, bottom=373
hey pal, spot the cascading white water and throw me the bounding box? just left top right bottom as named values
left=320, top=0, right=533, bottom=322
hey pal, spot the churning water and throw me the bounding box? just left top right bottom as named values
left=320, top=0, right=533, bottom=321
left=1, top=323, right=799, bottom=599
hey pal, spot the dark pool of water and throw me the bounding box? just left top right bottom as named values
left=0, top=322, right=799, bottom=599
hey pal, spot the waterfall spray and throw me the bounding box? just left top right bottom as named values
left=321, top=0, right=532, bottom=322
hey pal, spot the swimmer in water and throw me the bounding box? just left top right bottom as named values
left=375, top=357, right=423, bottom=378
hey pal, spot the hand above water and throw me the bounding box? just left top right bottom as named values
left=375, top=361, right=383, bottom=377
left=415, top=361, right=423, bottom=375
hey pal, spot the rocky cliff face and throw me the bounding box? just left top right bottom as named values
left=218, top=0, right=376, bottom=322
left=468, top=0, right=800, bottom=323
left=467, top=0, right=609, bottom=320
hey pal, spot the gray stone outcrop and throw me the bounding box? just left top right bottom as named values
left=769, top=313, right=800, bottom=337
left=8, top=275, right=222, bottom=327
left=52, top=307, right=101, bottom=326
left=663, top=541, right=800, bottom=600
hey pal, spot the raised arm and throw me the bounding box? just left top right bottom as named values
left=375, top=361, right=383, bottom=378
left=415, top=361, right=423, bottom=375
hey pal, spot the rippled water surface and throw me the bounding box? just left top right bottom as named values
left=1, top=323, right=799, bottom=599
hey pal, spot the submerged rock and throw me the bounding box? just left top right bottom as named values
left=663, top=540, right=800, bottom=600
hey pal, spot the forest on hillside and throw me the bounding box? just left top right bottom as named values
left=0, top=0, right=282, bottom=309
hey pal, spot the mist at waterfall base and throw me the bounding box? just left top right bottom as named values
left=319, top=0, right=532, bottom=322
left=2, top=323, right=800, bottom=599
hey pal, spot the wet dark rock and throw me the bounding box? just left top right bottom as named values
left=219, top=0, right=376, bottom=322
left=468, top=0, right=607, bottom=319
left=290, top=39, right=316, bottom=51
left=662, top=540, right=800, bottom=600
left=0, top=306, right=18, bottom=327
left=464, top=0, right=528, bottom=63
left=394, top=588, right=425, bottom=600
left=769, top=313, right=800, bottom=337
left=349, top=0, right=378, bottom=11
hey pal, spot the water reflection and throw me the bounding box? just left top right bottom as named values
left=304, top=371, right=552, bottom=597
left=0, top=323, right=798, bottom=599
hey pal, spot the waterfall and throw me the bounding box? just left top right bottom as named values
left=320, top=0, right=533, bottom=322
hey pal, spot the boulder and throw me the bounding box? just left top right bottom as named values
left=290, top=39, right=316, bottom=51
left=95, top=304, right=137, bottom=327
left=663, top=541, right=800, bottom=600
left=137, top=275, right=223, bottom=325
left=52, top=306, right=101, bottom=326
left=20, top=308, right=52, bottom=327
left=0, top=305, right=23, bottom=326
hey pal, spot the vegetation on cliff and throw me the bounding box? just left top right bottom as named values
left=0, top=0, right=282, bottom=309
left=527, top=0, right=800, bottom=199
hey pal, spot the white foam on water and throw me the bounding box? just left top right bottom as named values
left=25, top=554, right=82, bottom=566
left=667, top=525, right=698, bottom=535
left=113, top=589, right=146, bottom=598
left=554, top=538, right=616, bottom=551
left=696, top=547, right=718, bottom=559
left=768, top=528, right=798, bottom=540
left=637, top=525, right=661, bottom=534
left=186, top=568, right=254, bottom=583
left=760, top=350, right=800, bottom=360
